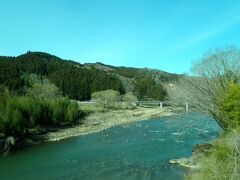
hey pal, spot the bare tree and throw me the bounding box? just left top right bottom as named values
left=91, top=89, right=121, bottom=110
left=168, top=46, right=240, bottom=129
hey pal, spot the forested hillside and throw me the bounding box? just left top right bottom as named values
left=84, top=62, right=181, bottom=100
left=0, top=51, right=181, bottom=101
left=0, top=52, right=124, bottom=100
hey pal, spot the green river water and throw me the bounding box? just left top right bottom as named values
left=0, top=112, right=221, bottom=180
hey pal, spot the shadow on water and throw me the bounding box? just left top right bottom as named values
left=0, top=112, right=222, bottom=180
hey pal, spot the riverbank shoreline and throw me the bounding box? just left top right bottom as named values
left=169, top=143, right=214, bottom=178
left=45, top=106, right=184, bottom=142
left=1, top=111, right=219, bottom=180
left=1, top=106, right=184, bottom=153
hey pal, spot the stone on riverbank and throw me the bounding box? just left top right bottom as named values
left=169, top=157, right=200, bottom=170
left=3, top=136, right=15, bottom=156
left=169, top=143, right=213, bottom=170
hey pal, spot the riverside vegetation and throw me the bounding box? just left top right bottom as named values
left=0, top=52, right=176, bottom=153
left=169, top=47, right=240, bottom=180
left=1, top=48, right=240, bottom=180
left=0, top=77, right=85, bottom=153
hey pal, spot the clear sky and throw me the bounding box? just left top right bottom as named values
left=0, top=0, right=240, bottom=73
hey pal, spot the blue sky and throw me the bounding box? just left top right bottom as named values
left=0, top=0, right=240, bottom=73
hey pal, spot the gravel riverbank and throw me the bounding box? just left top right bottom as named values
left=45, top=106, right=183, bottom=142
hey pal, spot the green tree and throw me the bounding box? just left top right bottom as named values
left=219, top=82, right=240, bottom=129
left=135, top=77, right=166, bottom=100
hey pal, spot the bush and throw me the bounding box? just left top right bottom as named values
left=0, top=96, right=84, bottom=137
left=187, top=130, right=240, bottom=180
left=122, top=92, right=138, bottom=107
left=23, top=74, right=61, bottom=99
left=91, top=89, right=121, bottom=110
left=218, top=82, right=240, bottom=129
left=122, top=92, right=137, bottom=102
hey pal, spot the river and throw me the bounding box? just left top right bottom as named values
left=0, top=112, right=222, bottom=180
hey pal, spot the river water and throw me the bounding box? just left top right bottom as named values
left=0, top=112, right=222, bottom=180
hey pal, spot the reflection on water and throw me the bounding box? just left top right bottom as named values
left=0, top=112, right=221, bottom=180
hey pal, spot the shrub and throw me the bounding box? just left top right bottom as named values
left=0, top=96, right=84, bottom=137
left=187, top=130, right=240, bottom=180
left=122, top=92, right=138, bottom=102
left=122, top=92, right=138, bottom=107
left=23, top=74, right=61, bottom=99
left=91, top=89, right=121, bottom=110
left=218, top=82, right=240, bottom=129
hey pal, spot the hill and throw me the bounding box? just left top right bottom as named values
left=0, top=51, right=182, bottom=101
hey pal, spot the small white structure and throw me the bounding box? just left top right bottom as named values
left=185, top=103, right=189, bottom=112
left=160, top=102, right=163, bottom=108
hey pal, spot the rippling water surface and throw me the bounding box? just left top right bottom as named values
left=0, top=112, right=222, bottom=180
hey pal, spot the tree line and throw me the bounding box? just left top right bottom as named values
left=0, top=52, right=124, bottom=100
left=0, top=51, right=170, bottom=101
